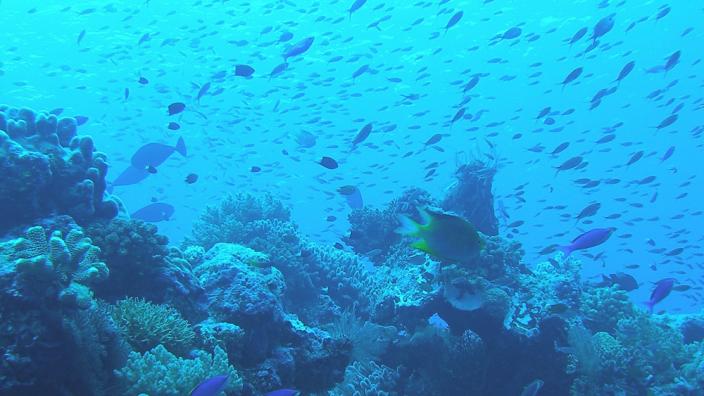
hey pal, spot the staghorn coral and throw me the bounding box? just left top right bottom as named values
left=115, top=344, right=242, bottom=396
left=0, top=105, right=120, bottom=234
left=0, top=224, right=108, bottom=308
left=110, top=297, right=195, bottom=356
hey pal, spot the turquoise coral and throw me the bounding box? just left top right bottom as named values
left=0, top=225, right=107, bottom=308
left=110, top=297, right=196, bottom=356
left=115, top=344, right=241, bottom=396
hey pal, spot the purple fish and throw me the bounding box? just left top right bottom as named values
left=190, top=374, right=229, bottom=396
left=131, top=202, right=175, bottom=222
left=645, top=278, right=675, bottom=313
left=131, top=136, right=187, bottom=169
left=559, top=228, right=615, bottom=257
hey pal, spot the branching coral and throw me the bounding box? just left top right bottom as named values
left=110, top=297, right=195, bottom=356
left=115, top=344, right=242, bottom=396
left=0, top=225, right=108, bottom=308
left=189, top=192, right=291, bottom=251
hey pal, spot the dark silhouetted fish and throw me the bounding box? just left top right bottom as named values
left=168, top=102, right=186, bottom=115
left=131, top=202, right=175, bottom=222
left=615, top=61, right=635, bottom=84
left=283, top=37, right=314, bottom=60
left=645, top=278, right=675, bottom=313
left=348, top=0, right=367, bottom=18
left=445, top=11, right=463, bottom=33
left=235, top=65, right=255, bottom=77
left=352, top=123, right=372, bottom=146
left=319, top=156, right=338, bottom=169
left=131, top=136, right=187, bottom=168
left=112, top=165, right=150, bottom=187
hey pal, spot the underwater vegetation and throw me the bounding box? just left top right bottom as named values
left=1, top=104, right=704, bottom=395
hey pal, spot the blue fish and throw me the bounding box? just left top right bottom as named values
left=345, top=187, right=363, bottom=209
left=283, top=37, right=314, bottom=60
left=131, top=136, right=187, bottom=169
left=131, top=202, right=175, bottom=222
left=112, top=165, right=149, bottom=187
left=190, top=374, right=229, bottom=396
left=296, top=131, right=316, bottom=148
left=278, top=31, right=293, bottom=42
left=235, top=65, right=255, bottom=77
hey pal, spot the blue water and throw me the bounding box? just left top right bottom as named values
left=1, top=0, right=703, bottom=394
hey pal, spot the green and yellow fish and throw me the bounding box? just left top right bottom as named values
left=396, top=208, right=484, bottom=262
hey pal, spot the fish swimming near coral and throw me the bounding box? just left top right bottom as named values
left=190, top=374, right=229, bottom=396
left=558, top=227, right=615, bottom=257
left=644, top=278, right=675, bottom=313
left=112, top=165, right=150, bottom=187
left=396, top=207, right=484, bottom=262
left=131, top=136, right=187, bottom=169
left=131, top=202, right=175, bottom=222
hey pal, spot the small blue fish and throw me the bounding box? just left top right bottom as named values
left=168, top=102, right=186, bottom=115
left=234, top=65, right=255, bottom=77
left=190, top=374, right=229, bottom=396
left=131, top=202, right=175, bottom=222
left=319, top=156, right=338, bottom=169
left=196, top=82, right=211, bottom=102
left=278, top=31, right=293, bottom=42
left=445, top=11, right=463, bottom=33
left=283, top=36, right=314, bottom=60
left=77, top=29, right=86, bottom=45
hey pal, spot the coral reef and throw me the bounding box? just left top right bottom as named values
left=0, top=106, right=120, bottom=235
left=115, top=344, right=242, bottom=396
left=0, top=225, right=108, bottom=308
left=85, top=218, right=205, bottom=321
left=110, top=297, right=195, bottom=356
left=442, top=160, right=499, bottom=236
left=345, top=188, right=437, bottom=261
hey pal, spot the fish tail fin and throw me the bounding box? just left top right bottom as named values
left=175, top=136, right=187, bottom=157
left=558, top=245, right=574, bottom=258
left=643, top=300, right=654, bottom=314
left=395, top=214, right=421, bottom=237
